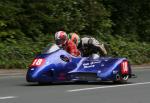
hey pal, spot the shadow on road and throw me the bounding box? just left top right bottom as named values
left=22, top=81, right=133, bottom=87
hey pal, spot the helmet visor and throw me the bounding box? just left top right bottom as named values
left=56, top=38, right=66, bottom=46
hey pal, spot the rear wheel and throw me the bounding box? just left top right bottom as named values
left=113, top=74, right=129, bottom=84
left=114, top=60, right=130, bottom=84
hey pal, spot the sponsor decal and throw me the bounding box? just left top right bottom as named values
left=83, top=61, right=99, bottom=68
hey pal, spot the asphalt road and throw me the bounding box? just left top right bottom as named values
left=0, top=68, right=150, bottom=103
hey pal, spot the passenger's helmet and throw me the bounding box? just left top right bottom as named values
left=55, top=31, right=68, bottom=47
left=68, top=33, right=80, bottom=46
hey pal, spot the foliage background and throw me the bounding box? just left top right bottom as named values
left=0, top=0, right=150, bottom=68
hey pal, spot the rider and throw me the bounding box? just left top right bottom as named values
left=54, top=31, right=81, bottom=57
left=68, top=33, right=80, bottom=46
left=68, top=33, right=107, bottom=57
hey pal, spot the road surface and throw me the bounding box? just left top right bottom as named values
left=0, top=67, right=150, bottom=103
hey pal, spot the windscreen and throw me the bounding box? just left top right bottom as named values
left=42, top=43, right=60, bottom=54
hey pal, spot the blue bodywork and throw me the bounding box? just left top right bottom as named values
left=26, top=49, right=132, bottom=83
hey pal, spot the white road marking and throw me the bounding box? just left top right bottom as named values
left=0, top=96, right=17, bottom=100
left=0, top=73, right=24, bottom=76
left=0, top=75, right=24, bottom=79
left=67, top=82, right=150, bottom=92
left=0, top=73, right=25, bottom=79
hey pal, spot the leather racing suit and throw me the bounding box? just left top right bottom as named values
left=78, top=37, right=107, bottom=57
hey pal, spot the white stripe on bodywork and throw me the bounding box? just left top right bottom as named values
left=69, top=58, right=87, bottom=73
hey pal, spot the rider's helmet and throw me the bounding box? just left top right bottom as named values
left=68, top=33, right=80, bottom=46
left=55, top=31, right=68, bottom=47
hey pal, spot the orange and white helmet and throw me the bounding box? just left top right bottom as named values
left=55, top=31, right=68, bottom=46
left=68, top=33, right=80, bottom=46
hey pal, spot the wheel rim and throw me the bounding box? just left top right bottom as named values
left=122, top=75, right=129, bottom=81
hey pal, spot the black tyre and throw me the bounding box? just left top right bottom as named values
left=113, top=74, right=129, bottom=84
